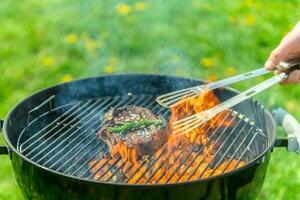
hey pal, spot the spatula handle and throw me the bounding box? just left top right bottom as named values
left=200, top=61, right=299, bottom=91
left=206, top=68, right=269, bottom=90
left=207, top=73, right=288, bottom=117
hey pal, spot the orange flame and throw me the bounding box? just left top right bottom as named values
left=89, top=90, right=245, bottom=184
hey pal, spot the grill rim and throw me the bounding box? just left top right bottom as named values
left=2, top=73, right=277, bottom=187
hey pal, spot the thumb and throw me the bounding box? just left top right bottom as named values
left=264, top=47, right=285, bottom=70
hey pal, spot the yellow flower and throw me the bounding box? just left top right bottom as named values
left=108, top=57, right=119, bottom=66
left=245, top=15, right=255, bottom=26
left=104, top=65, right=116, bottom=74
left=61, top=74, right=73, bottom=83
left=83, top=37, right=101, bottom=53
left=208, top=74, right=217, bottom=82
left=225, top=67, right=237, bottom=76
left=65, top=34, right=78, bottom=44
left=80, top=34, right=102, bottom=55
left=134, top=2, right=147, bottom=11
left=117, top=3, right=131, bottom=15
left=42, top=56, right=54, bottom=66
left=200, top=58, right=213, bottom=68
left=284, top=100, right=297, bottom=113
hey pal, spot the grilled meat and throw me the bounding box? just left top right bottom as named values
left=98, top=106, right=168, bottom=158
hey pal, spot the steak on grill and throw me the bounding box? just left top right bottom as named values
left=98, top=106, right=168, bottom=158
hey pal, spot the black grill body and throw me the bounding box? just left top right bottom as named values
left=11, top=152, right=270, bottom=200
left=3, top=74, right=276, bottom=200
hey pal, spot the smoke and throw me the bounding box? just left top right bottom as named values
left=153, top=48, right=193, bottom=77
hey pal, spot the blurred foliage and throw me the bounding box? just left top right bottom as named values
left=0, top=0, right=300, bottom=199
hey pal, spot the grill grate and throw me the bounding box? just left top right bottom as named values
left=17, top=94, right=268, bottom=185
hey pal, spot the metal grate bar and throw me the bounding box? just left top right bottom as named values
left=156, top=144, right=194, bottom=183
left=196, top=116, right=246, bottom=178
left=66, top=96, right=145, bottom=176
left=87, top=159, right=110, bottom=179
left=143, top=142, right=188, bottom=184
left=28, top=95, right=55, bottom=114
left=26, top=95, right=55, bottom=126
left=219, top=126, right=256, bottom=174
left=183, top=113, right=238, bottom=182
left=163, top=113, right=230, bottom=183
left=43, top=125, right=99, bottom=167
left=208, top=116, right=250, bottom=176
left=68, top=144, right=106, bottom=176
left=56, top=96, right=145, bottom=174
left=168, top=112, right=232, bottom=182
left=52, top=135, right=99, bottom=170
left=120, top=146, right=167, bottom=183
left=231, top=131, right=260, bottom=169
left=93, top=158, right=122, bottom=180
left=105, top=160, right=127, bottom=181
left=40, top=96, right=128, bottom=167
left=261, top=104, right=268, bottom=141
left=19, top=102, right=82, bottom=152
left=135, top=148, right=168, bottom=184
left=26, top=98, right=111, bottom=160
left=22, top=99, right=98, bottom=156
left=44, top=96, right=141, bottom=169
left=247, top=148, right=256, bottom=156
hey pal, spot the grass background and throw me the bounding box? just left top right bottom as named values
left=0, top=0, right=300, bottom=199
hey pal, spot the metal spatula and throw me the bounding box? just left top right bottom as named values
left=156, top=61, right=298, bottom=108
left=170, top=61, right=299, bottom=136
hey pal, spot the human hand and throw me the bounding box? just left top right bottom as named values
left=265, top=22, right=300, bottom=84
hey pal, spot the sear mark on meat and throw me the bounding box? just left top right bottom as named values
left=97, top=106, right=168, bottom=158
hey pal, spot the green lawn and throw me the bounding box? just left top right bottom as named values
left=1, top=0, right=300, bottom=199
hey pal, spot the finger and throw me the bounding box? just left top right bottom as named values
left=280, top=70, right=300, bottom=84
left=264, top=47, right=285, bottom=70
left=274, top=69, right=282, bottom=74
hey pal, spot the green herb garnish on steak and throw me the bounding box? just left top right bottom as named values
left=107, top=118, right=163, bottom=134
